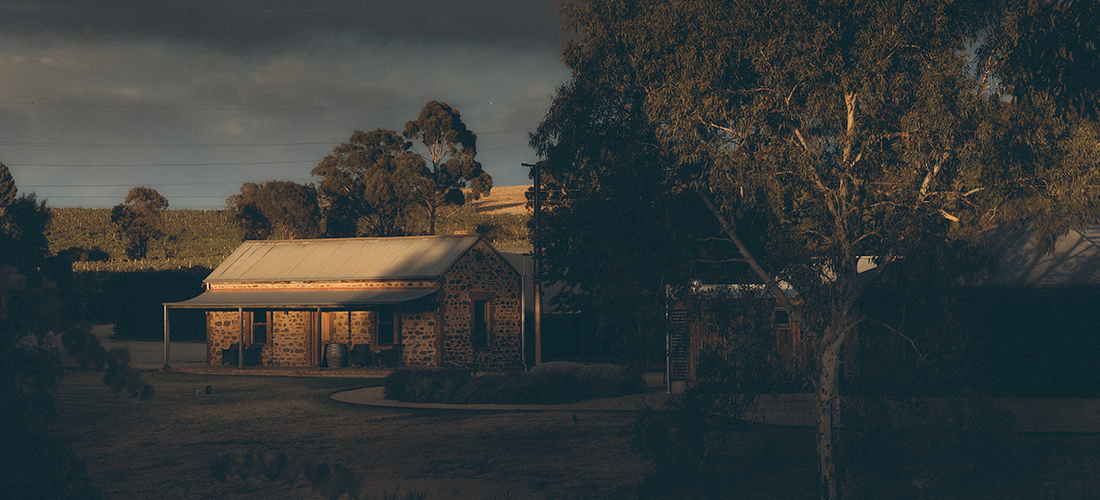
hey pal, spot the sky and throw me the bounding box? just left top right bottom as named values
left=0, top=0, right=572, bottom=209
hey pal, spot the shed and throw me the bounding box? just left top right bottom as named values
left=164, top=234, right=523, bottom=371
left=959, top=220, right=1100, bottom=395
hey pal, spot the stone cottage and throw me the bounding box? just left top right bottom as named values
left=164, top=234, right=523, bottom=371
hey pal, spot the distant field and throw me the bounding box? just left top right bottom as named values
left=465, top=184, right=530, bottom=215
left=46, top=186, right=531, bottom=271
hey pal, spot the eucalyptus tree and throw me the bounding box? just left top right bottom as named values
left=226, top=180, right=321, bottom=240
left=982, top=0, right=1100, bottom=121
left=312, top=128, right=423, bottom=237
left=111, top=187, right=169, bottom=259
left=404, top=100, right=493, bottom=234
left=0, top=163, right=15, bottom=214
left=539, top=1, right=1100, bottom=498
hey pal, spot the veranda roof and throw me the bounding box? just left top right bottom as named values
left=165, top=288, right=437, bottom=309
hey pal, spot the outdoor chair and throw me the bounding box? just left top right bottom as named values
left=220, top=344, right=239, bottom=366
left=220, top=343, right=263, bottom=367
left=348, top=344, right=372, bottom=367
left=376, top=345, right=402, bottom=368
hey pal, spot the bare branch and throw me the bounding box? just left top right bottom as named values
left=703, top=119, right=737, bottom=136
left=698, top=190, right=804, bottom=328
left=974, top=50, right=998, bottom=98
left=842, top=92, right=858, bottom=165
left=794, top=127, right=814, bottom=154
left=868, top=318, right=928, bottom=363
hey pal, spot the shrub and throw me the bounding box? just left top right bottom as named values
left=383, top=363, right=643, bottom=405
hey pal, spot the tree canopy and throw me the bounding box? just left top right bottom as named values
left=404, top=100, right=493, bottom=234
left=536, top=1, right=1100, bottom=497
left=0, top=162, right=15, bottom=214
left=312, top=128, right=423, bottom=237
left=110, top=187, right=169, bottom=259
left=982, top=0, right=1100, bottom=120
left=226, top=180, right=321, bottom=240
left=313, top=102, right=494, bottom=237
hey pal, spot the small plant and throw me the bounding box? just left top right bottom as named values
left=209, top=450, right=426, bottom=500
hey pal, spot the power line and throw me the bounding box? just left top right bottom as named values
left=0, top=136, right=532, bottom=151
left=0, top=140, right=338, bottom=149
left=8, top=160, right=319, bottom=168
left=0, top=97, right=550, bottom=112
left=23, top=180, right=313, bottom=188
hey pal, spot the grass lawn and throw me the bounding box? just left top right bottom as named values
left=52, top=370, right=1100, bottom=499
left=53, top=370, right=648, bottom=499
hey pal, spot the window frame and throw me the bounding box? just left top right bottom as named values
left=249, top=309, right=269, bottom=344
left=375, top=308, right=398, bottom=347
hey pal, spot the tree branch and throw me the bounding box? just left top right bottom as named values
left=697, top=190, right=804, bottom=327
left=867, top=318, right=928, bottom=363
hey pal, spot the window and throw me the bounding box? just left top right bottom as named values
left=470, top=293, right=494, bottom=349
left=472, top=300, right=489, bottom=349
left=376, top=309, right=396, bottom=346
left=773, top=309, right=790, bottom=328
left=251, top=310, right=268, bottom=343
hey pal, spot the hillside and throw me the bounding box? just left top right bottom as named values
left=46, top=186, right=532, bottom=269
left=466, top=184, right=531, bottom=215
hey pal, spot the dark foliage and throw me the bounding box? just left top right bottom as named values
left=0, top=242, right=100, bottom=499
left=110, top=187, right=168, bottom=259
left=226, top=180, right=321, bottom=240
left=982, top=0, right=1100, bottom=120
left=209, top=450, right=427, bottom=500
left=841, top=396, right=1025, bottom=497
left=383, top=365, right=643, bottom=405
left=0, top=162, right=16, bottom=210
left=404, top=100, right=492, bottom=235
left=103, top=269, right=210, bottom=340
left=57, top=246, right=111, bottom=263
left=312, top=128, right=424, bottom=237
left=634, top=289, right=792, bottom=492
left=0, top=193, right=51, bottom=270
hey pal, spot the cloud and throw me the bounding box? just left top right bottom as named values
left=0, top=0, right=566, bottom=53
left=0, top=1, right=570, bottom=208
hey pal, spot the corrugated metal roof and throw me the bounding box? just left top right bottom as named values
left=971, top=221, right=1100, bottom=287
left=165, top=288, right=438, bottom=309
left=204, top=235, right=483, bottom=283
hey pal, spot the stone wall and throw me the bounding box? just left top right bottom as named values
left=440, top=240, right=522, bottom=370
left=401, top=308, right=442, bottom=367
left=268, top=311, right=311, bottom=366
left=206, top=310, right=314, bottom=366
left=206, top=311, right=239, bottom=364
left=323, top=311, right=372, bottom=346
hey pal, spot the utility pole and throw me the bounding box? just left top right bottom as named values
left=523, top=163, right=543, bottom=366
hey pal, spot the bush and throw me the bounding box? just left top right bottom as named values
left=383, top=363, right=643, bottom=405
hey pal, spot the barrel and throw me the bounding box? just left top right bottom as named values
left=324, top=342, right=348, bottom=368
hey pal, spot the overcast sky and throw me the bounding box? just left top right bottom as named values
left=0, top=0, right=571, bottom=209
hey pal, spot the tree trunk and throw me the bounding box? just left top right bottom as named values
left=817, top=341, right=841, bottom=500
